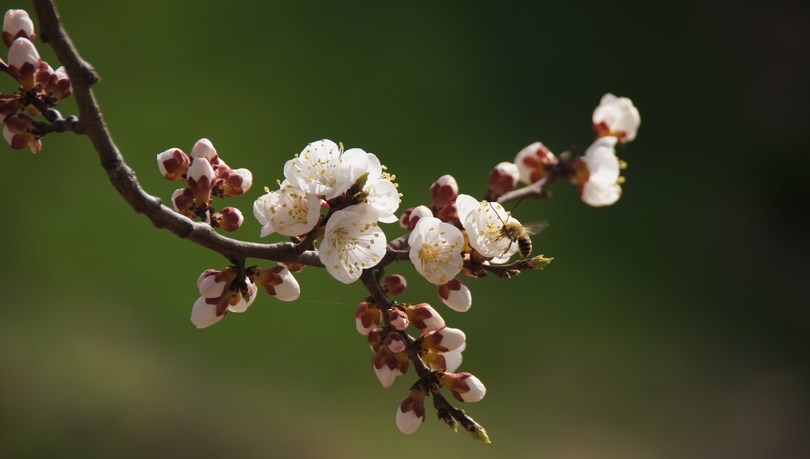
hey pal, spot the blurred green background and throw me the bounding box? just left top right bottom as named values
left=2, top=0, right=809, bottom=457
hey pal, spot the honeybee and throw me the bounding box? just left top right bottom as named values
left=490, top=203, right=547, bottom=258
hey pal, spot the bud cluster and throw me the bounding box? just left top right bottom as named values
left=354, top=276, right=488, bottom=436
left=190, top=264, right=300, bottom=328
left=1, top=9, right=73, bottom=154
left=157, top=138, right=253, bottom=231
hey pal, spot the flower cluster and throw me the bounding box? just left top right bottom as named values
left=492, top=93, right=640, bottom=207
left=157, top=138, right=253, bottom=231
left=254, top=139, right=400, bottom=283
left=1, top=9, right=73, bottom=153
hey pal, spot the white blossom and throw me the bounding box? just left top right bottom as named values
left=362, top=153, right=400, bottom=223
left=408, top=216, right=463, bottom=285
left=253, top=181, right=321, bottom=237
left=580, top=136, right=622, bottom=207
left=514, top=142, right=558, bottom=185
left=456, top=194, right=520, bottom=260
left=284, top=139, right=369, bottom=200
left=438, top=279, right=472, bottom=312
left=592, top=93, right=641, bottom=143
left=396, top=404, right=424, bottom=435
left=319, top=204, right=386, bottom=284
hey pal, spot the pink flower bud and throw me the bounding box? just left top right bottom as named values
left=438, top=279, right=472, bottom=312
left=487, top=161, right=519, bottom=198
left=372, top=347, right=399, bottom=388
left=367, top=328, right=384, bottom=351
left=45, top=66, right=72, bottom=100
left=399, top=205, right=432, bottom=230
left=422, top=327, right=466, bottom=352
left=436, top=202, right=460, bottom=226
left=429, top=174, right=459, bottom=209
left=3, top=114, right=40, bottom=153
left=216, top=207, right=244, bottom=232
left=8, top=38, right=39, bottom=89
left=187, top=157, right=215, bottom=205
left=191, top=138, right=218, bottom=162
left=442, top=372, right=487, bottom=403
left=514, top=142, right=558, bottom=185
left=157, top=148, right=191, bottom=181
left=222, top=168, right=253, bottom=197
left=253, top=266, right=301, bottom=301
left=3, top=10, right=35, bottom=47
left=405, top=303, right=445, bottom=331
left=171, top=187, right=195, bottom=217
left=197, top=268, right=233, bottom=298
left=355, top=300, right=382, bottom=335
left=388, top=309, right=409, bottom=331
left=396, top=389, right=426, bottom=435
left=190, top=296, right=225, bottom=329
left=226, top=279, right=257, bottom=313
left=382, top=274, right=407, bottom=296
left=385, top=333, right=407, bottom=354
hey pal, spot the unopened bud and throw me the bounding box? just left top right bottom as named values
left=396, top=388, right=427, bottom=435
left=399, top=205, right=432, bottom=230
left=3, top=10, right=35, bottom=47
left=405, top=303, right=445, bottom=331
left=197, top=268, right=235, bottom=298
left=436, top=202, right=460, bottom=226
left=514, top=141, right=558, bottom=185
left=253, top=265, right=301, bottom=301
left=372, top=347, right=399, bottom=388
left=388, top=309, right=409, bottom=331
left=187, top=157, right=215, bottom=204
left=3, top=114, right=40, bottom=153
left=225, top=279, right=257, bottom=313
left=171, top=187, right=195, bottom=217
left=429, top=174, right=459, bottom=209
left=442, top=372, right=487, bottom=403
left=191, top=138, right=218, bottom=162
left=222, top=168, right=253, bottom=197
left=367, top=328, right=384, bottom=350
left=46, top=66, right=72, bottom=100
left=382, top=274, right=407, bottom=296
left=487, top=161, right=519, bottom=198
left=7, top=38, right=39, bottom=89
left=157, top=148, right=191, bottom=181
left=190, top=296, right=225, bottom=329
left=215, top=207, right=244, bottom=232
left=385, top=333, right=407, bottom=354
left=438, top=279, right=472, bottom=312
left=422, top=327, right=466, bottom=352
left=355, top=300, right=382, bottom=335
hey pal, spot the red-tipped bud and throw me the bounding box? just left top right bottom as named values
left=421, top=326, right=466, bottom=352
left=157, top=148, right=191, bottom=181
left=222, top=168, right=253, bottom=197
left=382, top=274, right=407, bottom=296
left=171, top=187, right=196, bottom=217
left=396, top=388, right=427, bottom=434
left=487, top=161, right=519, bottom=198
left=405, top=303, right=445, bottom=331
left=7, top=37, right=39, bottom=89
left=3, top=10, right=35, bottom=47
left=3, top=114, right=40, bottom=153
left=253, top=265, right=300, bottom=301
left=385, top=333, right=407, bottom=354
left=388, top=309, right=409, bottom=331
left=372, top=346, right=400, bottom=388
left=399, top=205, right=432, bottom=230
left=514, top=141, right=558, bottom=185
left=280, top=262, right=305, bottom=273
left=367, top=328, right=385, bottom=351
left=355, top=300, right=382, bottom=335
left=430, top=174, right=459, bottom=209
left=191, top=138, right=219, bottom=162
left=438, top=279, right=472, bottom=312
left=215, top=206, right=244, bottom=232
left=45, top=66, right=72, bottom=100
left=0, top=94, right=22, bottom=118
left=187, top=157, right=215, bottom=205
left=197, top=268, right=236, bottom=298
left=442, top=372, right=487, bottom=403
left=436, top=202, right=460, bottom=226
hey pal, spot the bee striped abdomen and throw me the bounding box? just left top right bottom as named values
left=517, top=236, right=532, bottom=258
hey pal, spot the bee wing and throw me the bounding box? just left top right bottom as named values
left=523, top=221, right=549, bottom=236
